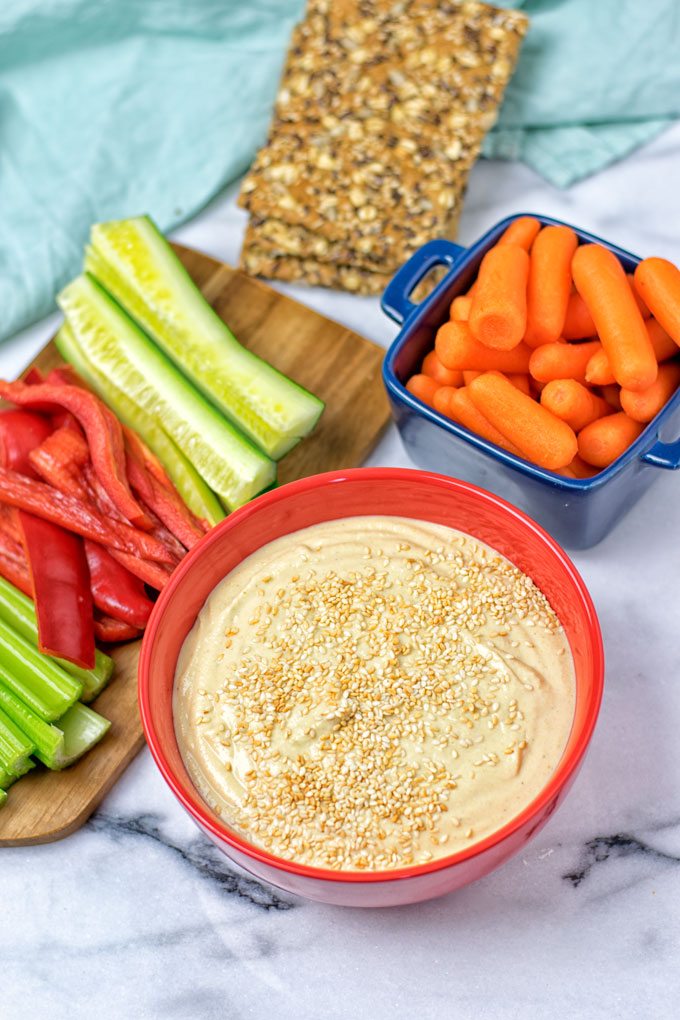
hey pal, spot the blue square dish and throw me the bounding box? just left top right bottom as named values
left=381, top=213, right=680, bottom=548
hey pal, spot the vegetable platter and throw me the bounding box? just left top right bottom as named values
left=0, top=237, right=391, bottom=845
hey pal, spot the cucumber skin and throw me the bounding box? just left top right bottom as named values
left=55, top=323, right=225, bottom=527
left=87, top=216, right=324, bottom=459
left=58, top=275, right=276, bottom=510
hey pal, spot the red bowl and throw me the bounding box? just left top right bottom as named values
left=139, top=468, right=604, bottom=907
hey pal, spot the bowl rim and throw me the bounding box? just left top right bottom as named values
left=382, top=211, right=680, bottom=489
left=139, top=467, right=604, bottom=885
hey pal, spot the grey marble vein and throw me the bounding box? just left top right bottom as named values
left=564, top=830, right=680, bottom=888
left=87, top=811, right=297, bottom=912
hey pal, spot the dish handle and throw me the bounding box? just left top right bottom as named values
left=381, top=239, right=467, bottom=325
left=641, top=437, right=680, bottom=470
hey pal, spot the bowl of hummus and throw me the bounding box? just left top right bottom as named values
left=139, top=468, right=604, bottom=907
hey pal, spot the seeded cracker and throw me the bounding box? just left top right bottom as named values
left=241, top=243, right=391, bottom=295
left=239, top=1, right=528, bottom=289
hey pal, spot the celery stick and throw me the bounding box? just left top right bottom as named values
left=0, top=681, right=62, bottom=764
left=0, top=618, right=82, bottom=721
left=48, top=703, right=110, bottom=769
left=0, top=761, right=22, bottom=789
left=0, top=706, right=35, bottom=776
left=0, top=577, right=113, bottom=702
left=0, top=682, right=110, bottom=769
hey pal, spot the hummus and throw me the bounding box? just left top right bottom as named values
left=174, top=516, right=575, bottom=871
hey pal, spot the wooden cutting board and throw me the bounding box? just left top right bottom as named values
left=0, top=243, right=391, bottom=846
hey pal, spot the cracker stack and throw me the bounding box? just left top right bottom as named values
left=238, top=0, right=529, bottom=295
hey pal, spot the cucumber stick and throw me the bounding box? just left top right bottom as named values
left=56, top=323, right=224, bottom=526
left=58, top=275, right=276, bottom=511
left=85, top=216, right=324, bottom=459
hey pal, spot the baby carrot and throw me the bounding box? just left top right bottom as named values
left=433, top=386, right=458, bottom=417
left=421, top=350, right=464, bottom=387
left=646, top=318, right=680, bottom=362
left=634, top=258, right=680, bottom=345
left=529, top=339, right=602, bottom=384
left=540, top=379, right=611, bottom=432
left=405, top=374, right=439, bottom=408
left=586, top=318, right=679, bottom=387
left=524, top=225, right=578, bottom=347
left=469, top=245, right=529, bottom=350
left=435, top=321, right=533, bottom=373
left=498, top=216, right=541, bottom=251
left=469, top=372, right=578, bottom=470
left=601, top=384, right=622, bottom=410
left=572, top=244, right=657, bottom=391
left=578, top=412, right=644, bottom=467
left=506, top=373, right=532, bottom=395
left=563, top=293, right=596, bottom=340
left=620, top=362, right=680, bottom=423
left=449, top=295, right=472, bottom=321
left=463, top=370, right=482, bottom=385
left=627, top=273, right=650, bottom=318
left=585, top=349, right=616, bottom=387
left=447, top=388, right=522, bottom=456
left=557, top=455, right=599, bottom=479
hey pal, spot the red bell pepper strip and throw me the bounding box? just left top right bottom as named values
left=0, top=505, right=24, bottom=544
left=122, top=426, right=174, bottom=494
left=28, top=427, right=91, bottom=501
left=94, top=614, right=141, bottom=643
left=0, top=409, right=52, bottom=476
left=22, top=367, right=45, bottom=385
left=0, top=466, right=173, bottom=562
left=125, top=443, right=204, bottom=550
left=18, top=512, right=95, bottom=668
left=107, top=549, right=173, bottom=590
left=84, top=541, right=154, bottom=628
left=81, top=463, right=183, bottom=564
left=0, top=379, right=150, bottom=529
left=0, top=553, right=33, bottom=596
left=0, top=410, right=96, bottom=667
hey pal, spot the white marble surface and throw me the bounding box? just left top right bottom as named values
left=2, top=124, right=680, bottom=1020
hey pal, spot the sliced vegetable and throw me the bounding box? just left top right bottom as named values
left=125, top=432, right=205, bottom=549
left=55, top=324, right=224, bottom=525
left=58, top=274, right=276, bottom=509
left=0, top=379, right=149, bottom=528
left=0, top=705, right=35, bottom=776
left=0, top=616, right=82, bottom=721
left=84, top=541, right=153, bottom=628
left=1, top=761, right=22, bottom=789
left=18, top=513, right=95, bottom=669
left=0, top=465, right=173, bottom=562
left=0, top=681, right=62, bottom=764
left=0, top=409, right=52, bottom=475
left=49, top=701, right=110, bottom=768
left=86, top=216, right=324, bottom=458
left=0, top=576, right=112, bottom=702
left=0, top=682, right=109, bottom=769
left=107, top=548, right=173, bottom=591
left=94, top=614, right=141, bottom=642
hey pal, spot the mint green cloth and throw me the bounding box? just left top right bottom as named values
left=1, top=0, right=679, bottom=342
left=0, top=0, right=304, bottom=342
left=485, top=0, right=679, bottom=185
